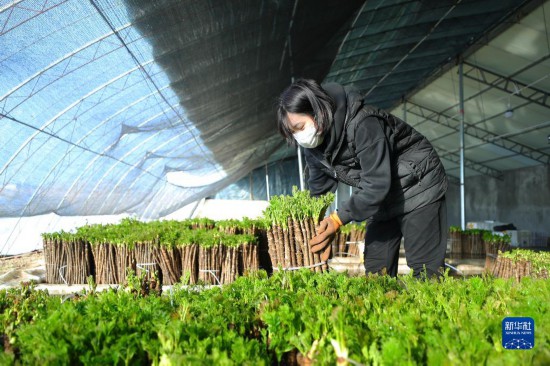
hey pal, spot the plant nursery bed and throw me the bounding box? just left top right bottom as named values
left=1, top=270, right=548, bottom=365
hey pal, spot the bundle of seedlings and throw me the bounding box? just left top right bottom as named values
left=344, top=222, right=366, bottom=257
left=155, top=224, right=183, bottom=286
left=448, top=226, right=462, bottom=258
left=42, top=229, right=93, bottom=284
left=460, top=229, right=487, bottom=258
left=220, top=239, right=240, bottom=285
left=490, top=249, right=550, bottom=281
left=240, top=239, right=260, bottom=275
left=170, top=227, right=202, bottom=285
left=42, top=232, right=67, bottom=284
left=483, top=232, right=511, bottom=270
left=460, top=230, right=472, bottom=258
left=114, top=244, right=136, bottom=284
left=332, top=229, right=348, bottom=257
left=179, top=240, right=199, bottom=285
left=62, top=235, right=93, bottom=285
left=197, top=230, right=226, bottom=285
left=238, top=217, right=270, bottom=274
left=90, top=242, right=118, bottom=284
left=216, top=218, right=263, bottom=274
left=116, top=219, right=162, bottom=285
left=78, top=223, right=135, bottom=284
left=461, top=229, right=486, bottom=258
left=263, top=187, right=334, bottom=272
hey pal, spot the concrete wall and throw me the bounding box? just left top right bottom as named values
left=446, top=164, right=550, bottom=233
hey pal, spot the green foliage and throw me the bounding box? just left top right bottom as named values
left=15, top=288, right=171, bottom=365
left=463, top=229, right=490, bottom=236
left=42, top=219, right=259, bottom=249
left=2, top=271, right=549, bottom=365
left=448, top=225, right=462, bottom=233
left=499, top=249, right=550, bottom=275
left=215, top=217, right=265, bottom=231
left=483, top=231, right=511, bottom=243
left=0, top=282, right=50, bottom=356
left=262, top=186, right=335, bottom=227
left=339, top=222, right=365, bottom=235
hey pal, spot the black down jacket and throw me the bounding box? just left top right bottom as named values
left=304, top=82, right=448, bottom=224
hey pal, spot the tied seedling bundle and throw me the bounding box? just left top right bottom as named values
left=42, top=218, right=260, bottom=286
left=490, top=248, right=549, bottom=281
left=448, top=227, right=490, bottom=259
left=483, top=231, right=511, bottom=270
left=333, top=222, right=366, bottom=257
left=195, top=230, right=258, bottom=285
left=42, top=232, right=67, bottom=284
left=483, top=231, right=512, bottom=257
left=462, top=229, right=487, bottom=258
left=216, top=218, right=267, bottom=275
left=42, top=231, right=93, bottom=285
left=263, top=187, right=334, bottom=272
left=448, top=226, right=462, bottom=257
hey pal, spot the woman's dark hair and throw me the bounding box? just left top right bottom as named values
left=276, top=78, right=335, bottom=145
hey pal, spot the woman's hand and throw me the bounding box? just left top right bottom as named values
left=310, top=213, right=342, bottom=262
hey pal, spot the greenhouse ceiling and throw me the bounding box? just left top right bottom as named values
left=1, top=0, right=549, bottom=223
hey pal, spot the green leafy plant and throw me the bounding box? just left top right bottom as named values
left=1, top=271, right=549, bottom=365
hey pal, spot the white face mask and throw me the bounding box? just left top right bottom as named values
left=293, top=123, right=324, bottom=148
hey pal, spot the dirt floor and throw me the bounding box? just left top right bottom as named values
left=0, top=250, right=45, bottom=287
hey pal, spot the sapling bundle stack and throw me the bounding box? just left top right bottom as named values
left=197, top=230, right=225, bottom=285
left=42, top=232, right=66, bottom=284
left=332, top=230, right=348, bottom=257
left=263, top=187, right=334, bottom=272
left=156, top=224, right=183, bottom=285
left=216, top=218, right=266, bottom=274
left=462, top=230, right=485, bottom=258
left=460, top=231, right=471, bottom=258
left=483, top=232, right=511, bottom=270
left=491, top=249, right=549, bottom=281
left=91, top=243, right=118, bottom=284
left=80, top=222, right=132, bottom=284
left=115, top=244, right=135, bottom=284
left=180, top=241, right=199, bottom=285
left=63, top=236, right=93, bottom=285
left=448, top=226, right=462, bottom=258
left=45, top=228, right=94, bottom=284
left=346, top=222, right=366, bottom=257
left=199, top=244, right=225, bottom=284
left=240, top=240, right=259, bottom=274
left=220, top=237, right=241, bottom=285
left=239, top=218, right=264, bottom=274
left=118, top=219, right=161, bottom=284
left=156, top=244, right=181, bottom=285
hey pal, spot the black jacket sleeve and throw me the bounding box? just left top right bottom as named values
left=304, top=149, right=338, bottom=197
left=336, top=116, right=392, bottom=224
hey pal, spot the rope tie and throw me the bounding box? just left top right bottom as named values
left=272, top=261, right=326, bottom=271
left=198, top=269, right=221, bottom=285
left=58, top=265, right=68, bottom=285
left=136, top=262, right=157, bottom=273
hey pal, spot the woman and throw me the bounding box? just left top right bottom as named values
left=276, top=79, right=448, bottom=278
